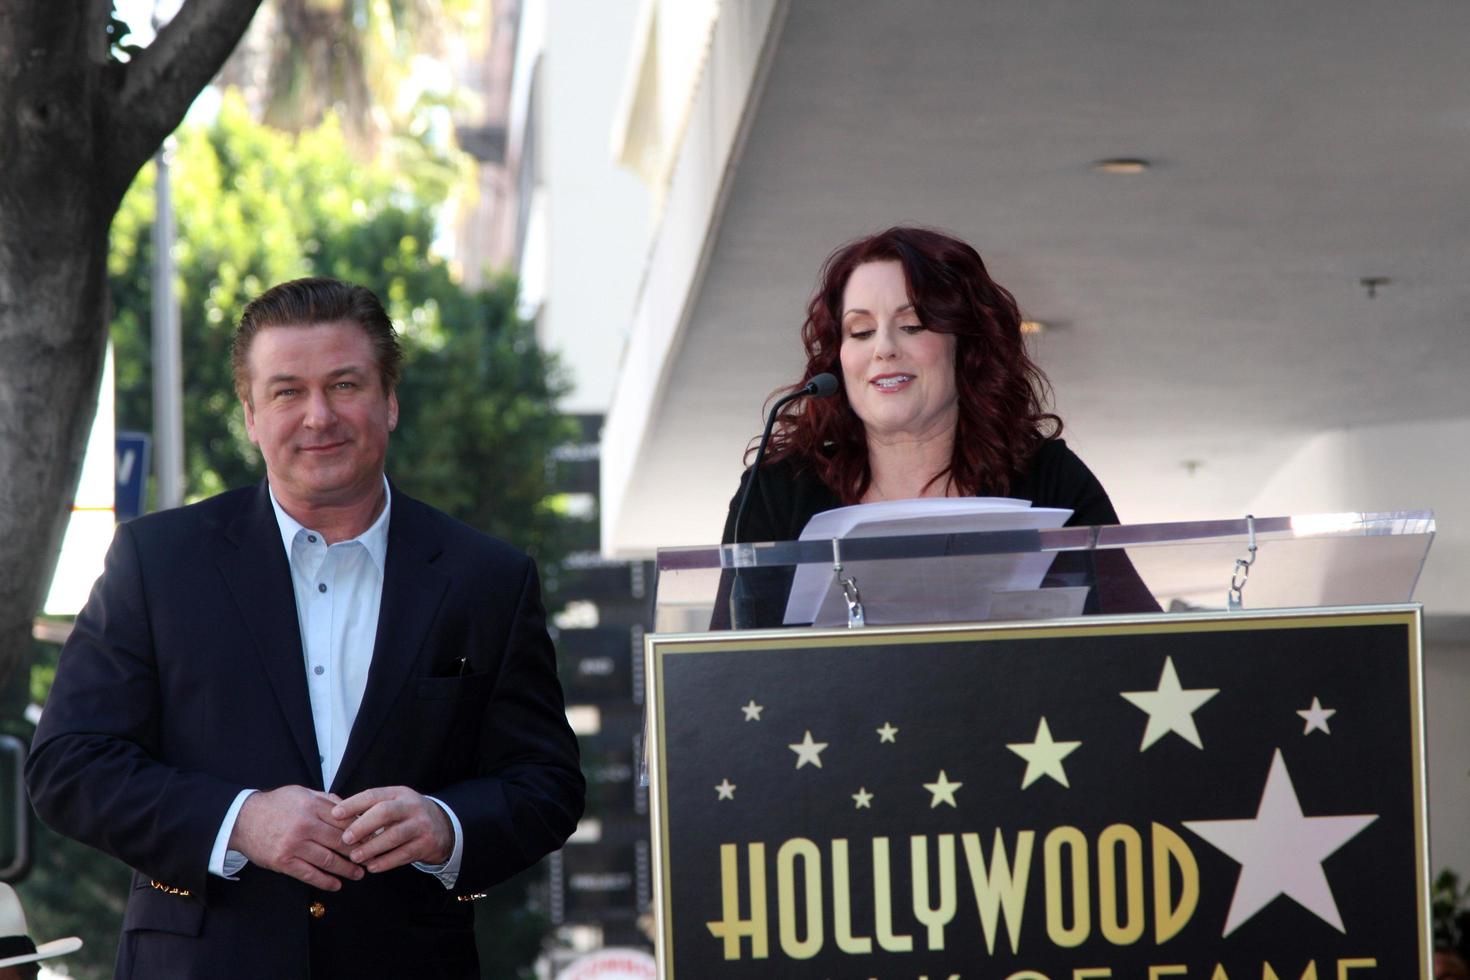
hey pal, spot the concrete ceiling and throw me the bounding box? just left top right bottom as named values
left=625, top=0, right=1470, bottom=547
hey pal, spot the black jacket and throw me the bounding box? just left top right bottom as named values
left=27, top=481, right=585, bottom=979
left=716, top=439, right=1155, bottom=626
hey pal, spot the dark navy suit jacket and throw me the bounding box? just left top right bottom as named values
left=26, top=481, right=584, bottom=978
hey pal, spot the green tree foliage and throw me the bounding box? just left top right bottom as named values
left=255, top=0, right=477, bottom=147
left=1437, top=868, right=1470, bottom=957
left=110, top=91, right=573, bottom=555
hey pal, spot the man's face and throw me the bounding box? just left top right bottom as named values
left=241, top=320, right=398, bottom=513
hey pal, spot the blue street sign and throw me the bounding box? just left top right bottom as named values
left=116, top=431, right=151, bottom=521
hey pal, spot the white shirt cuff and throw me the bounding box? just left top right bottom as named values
left=209, top=789, right=257, bottom=879
left=412, top=796, right=463, bottom=889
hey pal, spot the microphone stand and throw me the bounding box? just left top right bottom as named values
left=728, top=374, right=836, bottom=629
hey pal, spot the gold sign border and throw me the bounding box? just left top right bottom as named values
left=642, top=604, right=1428, bottom=979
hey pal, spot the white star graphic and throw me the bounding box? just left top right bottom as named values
left=788, top=730, right=828, bottom=769
left=741, top=699, right=764, bottom=721
left=852, top=787, right=873, bottom=809
left=1297, top=697, right=1336, bottom=735
left=923, top=770, right=962, bottom=808
left=1006, top=717, right=1081, bottom=789
left=714, top=779, right=736, bottom=800
left=876, top=722, right=899, bottom=743
left=1183, top=749, right=1377, bottom=935
left=1120, top=656, right=1219, bottom=750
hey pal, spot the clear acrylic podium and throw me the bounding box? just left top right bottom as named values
left=651, top=510, right=1435, bottom=632
left=642, top=511, right=1436, bottom=979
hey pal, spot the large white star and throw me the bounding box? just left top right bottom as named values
left=1183, top=749, right=1377, bottom=935
left=788, top=730, right=828, bottom=769
left=1006, top=717, right=1081, bottom=789
left=923, top=770, right=962, bottom=808
left=1297, top=697, right=1336, bottom=735
left=1120, top=656, right=1219, bottom=750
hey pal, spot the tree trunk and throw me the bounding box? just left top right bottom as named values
left=0, top=194, right=114, bottom=690
left=0, top=0, right=264, bottom=686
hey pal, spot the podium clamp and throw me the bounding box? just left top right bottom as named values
left=1228, top=513, right=1258, bottom=611
left=831, top=538, right=865, bottom=628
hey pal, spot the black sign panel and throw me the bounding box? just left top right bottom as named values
left=647, top=608, right=1427, bottom=979
left=580, top=731, right=640, bottom=817
left=560, top=627, right=636, bottom=703
left=561, top=838, right=646, bottom=919
left=558, top=559, right=650, bottom=603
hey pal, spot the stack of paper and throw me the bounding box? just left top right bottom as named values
left=786, top=498, right=1075, bottom=626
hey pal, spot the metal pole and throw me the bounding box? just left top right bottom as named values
left=151, top=138, right=184, bottom=510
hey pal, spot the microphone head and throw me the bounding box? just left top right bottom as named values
left=805, top=372, right=839, bottom=398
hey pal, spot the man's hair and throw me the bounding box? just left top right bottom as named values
left=231, top=277, right=404, bottom=403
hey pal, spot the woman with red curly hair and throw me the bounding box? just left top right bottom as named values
left=718, top=226, right=1148, bottom=625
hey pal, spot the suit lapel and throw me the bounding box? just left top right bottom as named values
left=215, top=482, right=323, bottom=786
left=332, top=490, right=449, bottom=794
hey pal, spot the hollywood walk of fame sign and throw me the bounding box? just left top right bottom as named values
left=643, top=606, right=1428, bottom=979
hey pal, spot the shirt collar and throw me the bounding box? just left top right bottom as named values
left=267, top=477, right=392, bottom=575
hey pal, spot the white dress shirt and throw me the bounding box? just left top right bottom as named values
left=208, top=480, right=462, bottom=886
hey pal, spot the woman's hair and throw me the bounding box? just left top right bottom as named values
left=759, top=226, right=1061, bottom=502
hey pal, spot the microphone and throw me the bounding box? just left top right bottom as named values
left=804, top=372, right=839, bottom=399
left=728, top=372, right=839, bottom=629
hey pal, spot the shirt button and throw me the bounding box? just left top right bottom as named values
left=309, top=901, right=325, bottom=919
left=318, top=583, right=327, bottom=593
left=313, top=665, right=324, bottom=675
left=307, top=534, right=317, bottom=543
left=319, top=754, right=325, bottom=763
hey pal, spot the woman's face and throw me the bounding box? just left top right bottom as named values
left=838, top=260, right=959, bottom=443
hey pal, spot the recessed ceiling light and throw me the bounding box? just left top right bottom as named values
left=1019, top=319, right=1046, bottom=335
left=1092, top=158, right=1151, bottom=174
left=1357, top=276, right=1390, bottom=298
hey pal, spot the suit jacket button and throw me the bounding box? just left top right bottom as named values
left=309, top=901, right=326, bottom=919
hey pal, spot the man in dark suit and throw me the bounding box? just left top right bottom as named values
left=25, top=278, right=585, bottom=978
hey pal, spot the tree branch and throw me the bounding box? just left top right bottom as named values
left=103, top=0, right=265, bottom=199
left=86, top=0, right=114, bottom=65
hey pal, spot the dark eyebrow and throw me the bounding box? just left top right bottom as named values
left=842, top=304, right=916, bottom=319
left=264, top=366, right=367, bottom=386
